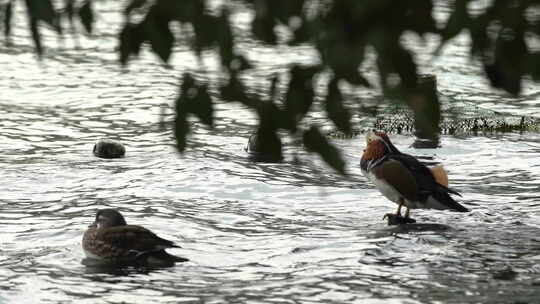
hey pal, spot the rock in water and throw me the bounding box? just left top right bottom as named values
left=93, top=139, right=126, bottom=159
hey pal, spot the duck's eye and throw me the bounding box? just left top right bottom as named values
left=95, top=215, right=107, bottom=226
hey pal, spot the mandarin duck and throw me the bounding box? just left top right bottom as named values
left=83, top=209, right=188, bottom=265
left=360, top=130, right=468, bottom=225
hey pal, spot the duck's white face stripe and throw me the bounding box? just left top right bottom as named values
left=367, top=131, right=392, bottom=153
left=366, top=155, right=388, bottom=171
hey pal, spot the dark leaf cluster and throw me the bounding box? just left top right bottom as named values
left=0, top=0, right=96, bottom=56
left=436, top=0, right=540, bottom=95
left=5, top=0, right=540, bottom=173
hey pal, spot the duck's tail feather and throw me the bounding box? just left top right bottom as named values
left=136, top=249, right=189, bottom=265
left=443, top=185, right=462, bottom=197
left=431, top=187, right=468, bottom=212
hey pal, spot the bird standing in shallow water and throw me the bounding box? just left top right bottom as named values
left=82, top=209, right=188, bottom=265
left=360, top=130, right=468, bottom=225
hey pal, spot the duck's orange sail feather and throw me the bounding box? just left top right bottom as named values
left=430, top=165, right=449, bottom=187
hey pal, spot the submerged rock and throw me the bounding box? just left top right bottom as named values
left=93, top=139, right=126, bottom=159
left=384, top=213, right=416, bottom=226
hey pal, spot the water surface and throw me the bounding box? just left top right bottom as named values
left=1, top=1, right=540, bottom=303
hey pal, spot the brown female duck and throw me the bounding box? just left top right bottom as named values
left=83, top=209, right=187, bottom=265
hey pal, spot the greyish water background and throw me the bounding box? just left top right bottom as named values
left=1, top=1, right=540, bottom=303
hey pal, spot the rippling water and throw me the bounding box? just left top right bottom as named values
left=1, top=1, right=540, bottom=303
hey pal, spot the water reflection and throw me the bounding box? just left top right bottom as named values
left=82, top=259, right=173, bottom=276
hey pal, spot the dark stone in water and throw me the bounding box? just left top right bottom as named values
left=384, top=213, right=416, bottom=226
left=492, top=267, right=518, bottom=281
left=93, top=139, right=126, bottom=159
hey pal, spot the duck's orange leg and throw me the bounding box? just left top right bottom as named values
left=384, top=199, right=415, bottom=225
left=404, top=207, right=411, bottom=218
left=396, top=199, right=404, bottom=217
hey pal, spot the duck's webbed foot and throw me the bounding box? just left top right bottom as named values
left=383, top=213, right=416, bottom=226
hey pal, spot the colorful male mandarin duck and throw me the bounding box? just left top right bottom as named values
left=360, top=130, right=468, bottom=224
left=83, top=209, right=188, bottom=265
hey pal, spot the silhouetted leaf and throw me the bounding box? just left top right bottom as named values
left=284, top=65, right=320, bottom=130
left=174, top=74, right=194, bottom=152
left=179, top=73, right=196, bottom=95
left=484, top=31, right=527, bottom=95
left=28, top=18, right=42, bottom=56
left=119, top=22, right=145, bottom=66
left=217, top=8, right=234, bottom=69
left=65, top=0, right=75, bottom=26
left=393, top=45, right=417, bottom=89
left=188, top=84, right=214, bottom=127
left=174, top=114, right=189, bottom=152
left=376, top=41, right=417, bottom=93
left=529, top=52, right=540, bottom=81
left=220, top=73, right=251, bottom=106
left=253, top=77, right=290, bottom=132
left=303, top=126, right=346, bottom=175
left=403, top=0, right=436, bottom=35
left=269, top=74, right=279, bottom=101
left=262, top=0, right=308, bottom=45
left=469, top=14, right=491, bottom=58
left=257, top=97, right=287, bottom=133
left=319, top=38, right=370, bottom=86
left=3, top=1, right=13, bottom=38
left=143, top=6, right=173, bottom=63
left=157, top=0, right=204, bottom=23
left=290, top=16, right=310, bottom=45
left=323, top=0, right=390, bottom=41
left=23, top=0, right=47, bottom=56
left=78, top=1, right=94, bottom=34
left=325, top=78, right=352, bottom=135
left=231, top=55, right=252, bottom=71
left=251, top=1, right=277, bottom=45
left=25, top=0, right=61, bottom=33
left=124, top=0, right=146, bottom=16
left=193, top=14, right=219, bottom=56
left=435, top=0, right=469, bottom=54
left=272, top=0, right=305, bottom=25
left=178, top=73, right=214, bottom=127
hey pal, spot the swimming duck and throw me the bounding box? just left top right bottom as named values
left=82, top=209, right=188, bottom=265
left=360, top=130, right=468, bottom=225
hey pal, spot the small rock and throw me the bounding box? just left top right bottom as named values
left=93, top=139, right=126, bottom=159
left=492, top=267, right=518, bottom=281
left=384, top=213, right=416, bottom=226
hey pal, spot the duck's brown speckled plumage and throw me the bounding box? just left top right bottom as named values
left=82, top=209, right=187, bottom=264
